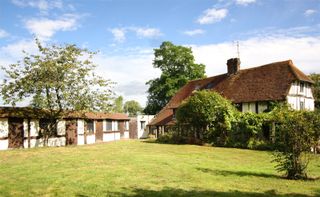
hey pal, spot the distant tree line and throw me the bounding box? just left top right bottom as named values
left=112, top=96, right=143, bottom=117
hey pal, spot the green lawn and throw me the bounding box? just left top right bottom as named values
left=0, top=140, right=319, bottom=197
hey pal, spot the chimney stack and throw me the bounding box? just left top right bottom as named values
left=227, top=58, right=240, bottom=75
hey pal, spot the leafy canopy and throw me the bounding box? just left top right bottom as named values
left=144, top=41, right=206, bottom=115
left=271, top=105, right=318, bottom=179
left=176, top=90, right=237, bottom=143
left=309, top=73, right=320, bottom=109
left=112, top=96, right=124, bottom=113
left=124, top=100, right=143, bottom=117
left=1, top=39, right=114, bottom=112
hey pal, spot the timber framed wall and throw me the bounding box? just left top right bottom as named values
left=0, top=107, right=130, bottom=150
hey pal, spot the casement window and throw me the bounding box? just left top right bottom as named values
left=106, top=120, right=112, bottom=131
left=85, top=120, right=94, bottom=134
left=39, top=119, right=57, bottom=137
left=300, top=82, right=304, bottom=93
left=125, top=121, right=129, bottom=130
left=300, top=101, right=305, bottom=110
left=140, top=121, right=146, bottom=130
left=112, top=121, right=118, bottom=131
left=104, top=120, right=118, bottom=131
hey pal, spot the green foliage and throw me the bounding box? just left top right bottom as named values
left=112, top=96, right=124, bottom=113
left=271, top=107, right=316, bottom=179
left=144, top=41, right=206, bottom=115
left=309, top=73, right=320, bottom=109
left=230, top=112, right=270, bottom=149
left=123, top=100, right=143, bottom=116
left=0, top=39, right=114, bottom=145
left=1, top=38, right=114, bottom=112
left=176, top=90, right=237, bottom=145
left=304, top=109, right=320, bottom=153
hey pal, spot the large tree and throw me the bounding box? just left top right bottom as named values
left=124, top=100, right=143, bottom=116
left=144, top=41, right=206, bottom=115
left=1, top=39, right=114, bottom=144
left=112, top=96, right=124, bottom=113
left=309, top=73, right=320, bottom=109
left=1, top=39, right=113, bottom=112
left=176, top=90, right=237, bottom=144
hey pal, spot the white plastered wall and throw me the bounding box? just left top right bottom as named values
left=123, top=131, right=129, bottom=139
left=137, top=115, right=154, bottom=139
left=242, top=102, right=256, bottom=113
left=23, top=119, right=43, bottom=148
left=57, top=120, right=66, bottom=136
left=103, top=132, right=120, bottom=142
left=77, top=119, right=84, bottom=145
left=86, top=135, right=95, bottom=144
left=0, top=118, right=9, bottom=150
left=287, top=82, right=314, bottom=111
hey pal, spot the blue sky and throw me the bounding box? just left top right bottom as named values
left=0, top=0, right=320, bottom=106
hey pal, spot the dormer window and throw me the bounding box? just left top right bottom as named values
left=300, top=82, right=304, bottom=92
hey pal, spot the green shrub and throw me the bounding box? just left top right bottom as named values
left=271, top=106, right=316, bottom=179
left=176, top=90, right=237, bottom=145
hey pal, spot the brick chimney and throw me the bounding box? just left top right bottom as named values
left=227, top=58, right=240, bottom=75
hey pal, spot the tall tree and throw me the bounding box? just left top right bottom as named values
left=112, top=96, right=124, bottom=113
left=309, top=73, right=320, bottom=109
left=124, top=100, right=143, bottom=116
left=144, top=41, right=206, bottom=114
left=1, top=39, right=114, bottom=144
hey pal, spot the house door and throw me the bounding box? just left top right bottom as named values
left=119, top=121, right=125, bottom=138
left=95, top=120, right=103, bottom=142
left=8, top=118, right=24, bottom=148
left=66, top=119, right=77, bottom=145
left=129, top=119, right=137, bottom=139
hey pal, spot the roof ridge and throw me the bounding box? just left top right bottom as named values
left=287, top=60, right=314, bottom=83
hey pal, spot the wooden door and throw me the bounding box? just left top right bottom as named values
left=66, top=119, right=77, bottom=145
left=95, top=120, right=103, bottom=142
left=119, top=121, right=125, bottom=138
left=8, top=118, right=24, bottom=148
left=129, top=119, right=137, bottom=139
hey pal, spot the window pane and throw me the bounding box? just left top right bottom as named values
left=300, top=82, right=304, bottom=92
left=85, top=120, right=94, bottom=134
left=106, top=121, right=112, bottom=131
left=140, top=121, right=146, bottom=130
left=39, top=119, right=57, bottom=137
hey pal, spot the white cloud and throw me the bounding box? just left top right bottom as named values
left=2, top=34, right=320, bottom=107
left=191, top=36, right=320, bottom=76
left=11, top=0, right=63, bottom=14
left=304, top=9, right=317, bottom=17
left=131, top=27, right=162, bottom=38
left=197, top=8, right=228, bottom=24
left=235, top=0, right=256, bottom=6
left=183, top=29, right=205, bottom=36
left=109, top=28, right=126, bottom=43
left=24, top=14, right=79, bottom=40
left=93, top=50, right=160, bottom=106
left=109, top=26, right=162, bottom=43
left=0, top=29, right=9, bottom=38
left=0, top=39, right=38, bottom=61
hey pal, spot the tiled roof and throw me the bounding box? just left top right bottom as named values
left=0, top=107, right=130, bottom=120
left=149, top=60, right=313, bottom=126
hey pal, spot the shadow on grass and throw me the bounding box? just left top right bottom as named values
left=140, top=139, right=189, bottom=145
left=197, top=168, right=320, bottom=181
left=76, top=187, right=319, bottom=197
left=196, top=167, right=280, bottom=179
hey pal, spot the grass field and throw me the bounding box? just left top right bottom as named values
left=0, top=140, right=319, bottom=197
